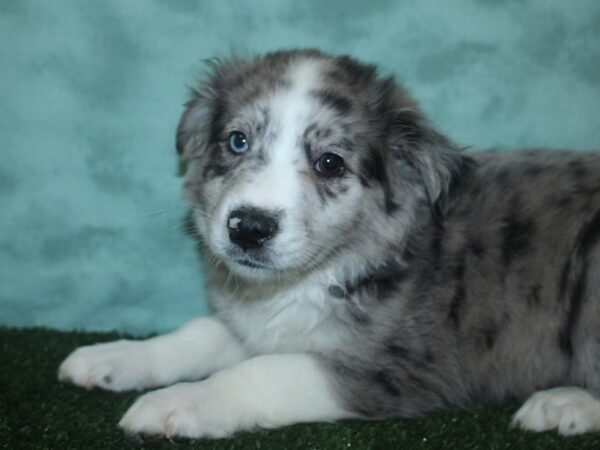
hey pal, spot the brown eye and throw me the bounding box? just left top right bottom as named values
left=315, top=153, right=345, bottom=177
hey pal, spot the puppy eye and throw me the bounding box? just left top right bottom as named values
left=228, top=131, right=249, bottom=154
left=315, top=153, right=345, bottom=177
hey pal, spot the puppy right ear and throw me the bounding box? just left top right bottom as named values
left=175, top=61, right=226, bottom=162
left=176, top=57, right=251, bottom=162
left=175, top=95, right=213, bottom=161
left=175, top=59, right=227, bottom=161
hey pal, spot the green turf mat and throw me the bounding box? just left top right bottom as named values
left=2, top=326, right=600, bottom=449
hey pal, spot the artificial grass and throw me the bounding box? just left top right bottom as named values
left=2, top=327, right=600, bottom=450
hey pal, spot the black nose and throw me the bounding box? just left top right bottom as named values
left=228, top=208, right=279, bottom=250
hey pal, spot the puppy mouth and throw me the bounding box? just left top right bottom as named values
left=233, top=257, right=275, bottom=270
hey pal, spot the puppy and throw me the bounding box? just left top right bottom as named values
left=59, top=49, right=600, bottom=439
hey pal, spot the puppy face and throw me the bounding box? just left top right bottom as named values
left=178, top=50, right=460, bottom=279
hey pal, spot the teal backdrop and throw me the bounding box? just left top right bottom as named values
left=1, top=0, right=599, bottom=334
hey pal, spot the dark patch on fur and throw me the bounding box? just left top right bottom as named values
left=315, top=127, right=333, bottom=140
left=483, top=323, right=498, bottom=350
left=528, top=284, right=542, bottom=308
left=400, top=239, right=417, bottom=266
left=558, top=208, right=600, bottom=357
left=348, top=307, right=371, bottom=325
left=435, top=156, right=477, bottom=218
left=411, top=348, right=437, bottom=369
left=203, top=163, right=228, bottom=178
left=448, top=282, right=465, bottom=329
left=208, top=98, right=226, bottom=145
left=406, top=373, right=438, bottom=398
left=559, top=272, right=587, bottom=357
left=303, top=122, right=317, bottom=137
left=327, top=56, right=377, bottom=87
left=328, top=285, right=348, bottom=299
left=495, top=168, right=511, bottom=189
left=558, top=329, right=574, bottom=357
left=175, top=132, right=186, bottom=156
left=372, top=370, right=402, bottom=397
left=386, top=342, right=411, bottom=359
left=424, top=348, right=436, bottom=364
left=429, top=215, right=447, bottom=272
left=448, top=255, right=466, bottom=328
left=313, top=89, right=352, bottom=115
left=303, top=140, right=313, bottom=164
left=552, top=194, right=574, bottom=209
left=502, top=205, right=535, bottom=266
left=348, top=259, right=409, bottom=300
left=524, top=164, right=544, bottom=176
left=338, top=137, right=355, bottom=153
left=577, top=208, right=600, bottom=256
left=558, top=256, right=572, bottom=303
left=302, top=123, right=317, bottom=162
left=202, top=145, right=229, bottom=178
left=323, top=184, right=339, bottom=200
left=568, top=159, right=588, bottom=179
left=254, top=108, right=271, bottom=138
left=385, top=341, right=433, bottom=369
left=359, top=147, right=385, bottom=184
left=359, top=146, right=399, bottom=214
left=329, top=285, right=370, bottom=324
left=314, top=180, right=344, bottom=204
left=469, top=239, right=486, bottom=258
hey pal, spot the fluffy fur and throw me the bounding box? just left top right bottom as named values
left=59, top=49, right=600, bottom=439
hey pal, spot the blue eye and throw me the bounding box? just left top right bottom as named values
left=228, top=131, right=249, bottom=154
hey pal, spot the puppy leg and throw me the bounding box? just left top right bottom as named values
left=118, top=353, right=354, bottom=439
left=58, top=317, right=247, bottom=392
left=513, top=387, right=600, bottom=435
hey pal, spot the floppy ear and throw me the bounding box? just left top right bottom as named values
left=175, top=59, right=227, bottom=162
left=175, top=58, right=249, bottom=162
left=175, top=95, right=213, bottom=161
left=387, top=103, right=473, bottom=216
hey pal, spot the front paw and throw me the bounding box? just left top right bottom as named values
left=513, top=387, right=600, bottom=435
left=119, top=382, right=242, bottom=440
left=58, top=340, right=153, bottom=392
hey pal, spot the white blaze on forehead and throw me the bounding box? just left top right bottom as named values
left=270, top=58, right=324, bottom=163
left=240, top=58, right=325, bottom=210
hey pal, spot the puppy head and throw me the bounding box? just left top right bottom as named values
left=178, top=50, right=464, bottom=279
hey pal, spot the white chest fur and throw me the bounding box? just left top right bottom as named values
left=210, top=273, right=352, bottom=355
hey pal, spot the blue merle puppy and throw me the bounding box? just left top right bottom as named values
left=59, top=49, right=600, bottom=439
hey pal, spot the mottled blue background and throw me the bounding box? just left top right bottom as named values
left=1, top=0, right=599, bottom=333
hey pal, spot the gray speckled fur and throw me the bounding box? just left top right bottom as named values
left=328, top=149, right=600, bottom=418
left=179, top=49, right=600, bottom=420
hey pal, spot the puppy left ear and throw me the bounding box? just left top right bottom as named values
left=388, top=107, right=472, bottom=216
